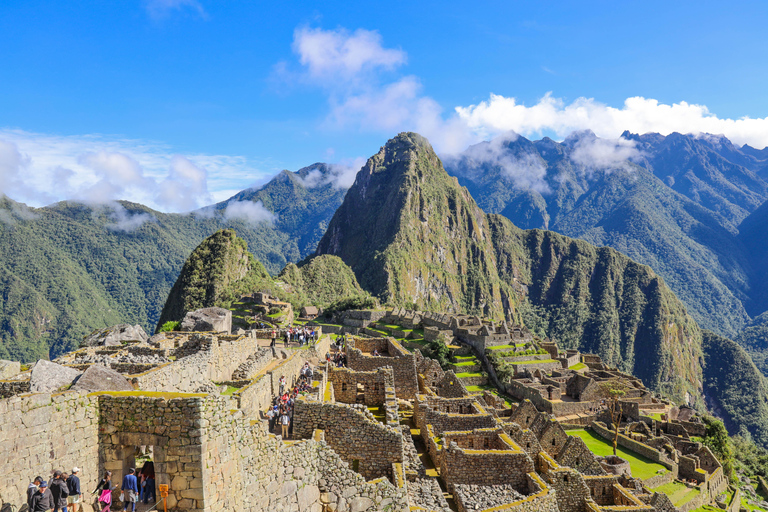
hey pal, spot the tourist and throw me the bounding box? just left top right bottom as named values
left=266, top=405, right=277, bottom=433
left=280, top=409, right=291, bottom=439
left=120, top=468, right=139, bottom=512
left=270, top=329, right=276, bottom=347
left=27, top=476, right=44, bottom=509
left=30, top=480, right=52, bottom=512
left=66, top=467, right=82, bottom=512
left=50, top=470, right=69, bottom=512
left=279, top=375, right=286, bottom=395
left=141, top=462, right=156, bottom=504
left=93, top=471, right=114, bottom=512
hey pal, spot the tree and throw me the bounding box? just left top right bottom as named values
left=598, top=381, right=628, bottom=456
left=427, top=334, right=452, bottom=371
left=703, top=416, right=735, bottom=482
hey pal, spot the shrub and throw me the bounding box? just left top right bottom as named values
left=159, top=321, right=180, bottom=332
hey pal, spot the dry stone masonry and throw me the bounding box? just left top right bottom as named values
left=1, top=308, right=733, bottom=512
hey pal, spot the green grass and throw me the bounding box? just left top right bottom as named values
left=221, top=386, right=239, bottom=396
left=454, top=355, right=476, bottom=361
left=647, top=412, right=664, bottom=421
left=453, top=360, right=479, bottom=366
left=569, top=362, right=587, bottom=371
left=486, top=344, right=517, bottom=351
left=455, top=372, right=484, bottom=378
left=510, top=358, right=556, bottom=365
left=652, top=481, right=700, bottom=506
left=569, top=429, right=667, bottom=481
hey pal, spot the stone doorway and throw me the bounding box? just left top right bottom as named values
left=101, top=434, right=169, bottom=511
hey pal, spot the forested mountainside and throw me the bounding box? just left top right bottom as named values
left=702, top=330, right=768, bottom=447
left=316, top=132, right=703, bottom=405
left=443, top=131, right=768, bottom=341
left=156, top=229, right=370, bottom=329
left=0, top=164, right=345, bottom=362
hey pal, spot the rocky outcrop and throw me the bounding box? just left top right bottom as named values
left=29, top=360, right=81, bottom=393
left=82, top=324, right=148, bottom=347
left=72, top=364, right=133, bottom=392
left=180, top=307, right=232, bottom=334
left=0, top=360, right=20, bottom=379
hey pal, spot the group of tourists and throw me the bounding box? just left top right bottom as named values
left=27, top=462, right=155, bottom=512
left=284, top=326, right=318, bottom=346
left=27, top=468, right=81, bottom=512
left=326, top=351, right=348, bottom=367
left=93, top=462, right=155, bottom=512
left=265, top=363, right=315, bottom=439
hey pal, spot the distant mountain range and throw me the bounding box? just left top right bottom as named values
left=443, top=130, right=768, bottom=373
left=3, top=130, right=768, bottom=445
left=0, top=163, right=345, bottom=361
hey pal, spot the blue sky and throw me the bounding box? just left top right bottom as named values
left=1, top=0, right=767, bottom=211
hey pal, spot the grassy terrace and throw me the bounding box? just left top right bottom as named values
left=455, top=371, right=483, bottom=378
left=453, top=360, right=479, bottom=366
left=569, top=362, right=587, bottom=371
left=486, top=344, right=527, bottom=351
left=652, top=481, right=701, bottom=507
left=509, top=358, right=557, bottom=365
left=568, top=429, right=667, bottom=481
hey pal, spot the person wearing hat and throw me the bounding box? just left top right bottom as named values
left=66, top=467, right=82, bottom=512
left=30, top=479, right=52, bottom=512
left=27, top=476, right=44, bottom=510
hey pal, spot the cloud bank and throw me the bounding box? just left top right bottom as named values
left=290, top=27, right=768, bottom=153
left=0, top=129, right=272, bottom=212
left=223, top=200, right=277, bottom=225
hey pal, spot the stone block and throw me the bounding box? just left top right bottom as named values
left=29, top=360, right=80, bottom=393
left=0, top=359, right=21, bottom=379
left=297, top=484, right=320, bottom=511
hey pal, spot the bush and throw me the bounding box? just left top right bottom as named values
left=324, top=295, right=379, bottom=315
left=159, top=321, right=180, bottom=332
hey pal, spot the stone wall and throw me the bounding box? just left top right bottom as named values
left=293, top=397, right=404, bottom=481
left=231, top=348, right=273, bottom=380
left=133, top=333, right=259, bottom=392
left=414, top=396, right=496, bottom=438
left=439, top=440, right=534, bottom=491
left=0, top=391, right=99, bottom=510
left=329, top=366, right=391, bottom=406
left=0, top=378, right=30, bottom=398
left=452, top=473, right=557, bottom=512
left=347, top=338, right=418, bottom=399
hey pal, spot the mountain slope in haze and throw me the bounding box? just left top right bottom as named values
left=444, top=131, right=767, bottom=337
left=316, top=132, right=703, bottom=404
left=0, top=164, right=347, bottom=362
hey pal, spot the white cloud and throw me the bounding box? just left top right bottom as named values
left=223, top=200, right=277, bottom=225
left=288, top=26, right=768, bottom=154
left=296, top=159, right=366, bottom=190
left=444, top=133, right=550, bottom=193
left=0, top=129, right=272, bottom=212
left=156, top=156, right=212, bottom=212
left=145, top=0, right=207, bottom=19
left=292, top=27, right=406, bottom=84
left=456, top=94, right=768, bottom=149
left=568, top=132, right=641, bottom=172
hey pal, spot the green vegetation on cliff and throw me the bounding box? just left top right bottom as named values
left=157, top=230, right=372, bottom=329
left=156, top=229, right=283, bottom=328
left=278, top=254, right=370, bottom=308
left=702, top=331, right=768, bottom=447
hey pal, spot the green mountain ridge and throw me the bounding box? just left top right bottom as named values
left=316, top=132, right=703, bottom=405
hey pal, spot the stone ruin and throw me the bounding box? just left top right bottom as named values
left=2, top=311, right=730, bottom=512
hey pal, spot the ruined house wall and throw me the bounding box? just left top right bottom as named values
left=439, top=444, right=535, bottom=492
left=590, top=422, right=678, bottom=473
left=292, top=397, right=404, bottom=481
left=329, top=367, right=389, bottom=406
left=0, top=391, right=99, bottom=510
left=414, top=401, right=496, bottom=437
left=0, top=378, right=30, bottom=398
left=347, top=338, right=418, bottom=399
left=556, top=436, right=606, bottom=476
left=134, top=334, right=259, bottom=392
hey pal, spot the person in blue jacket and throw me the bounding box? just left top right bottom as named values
left=120, top=468, right=139, bottom=512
